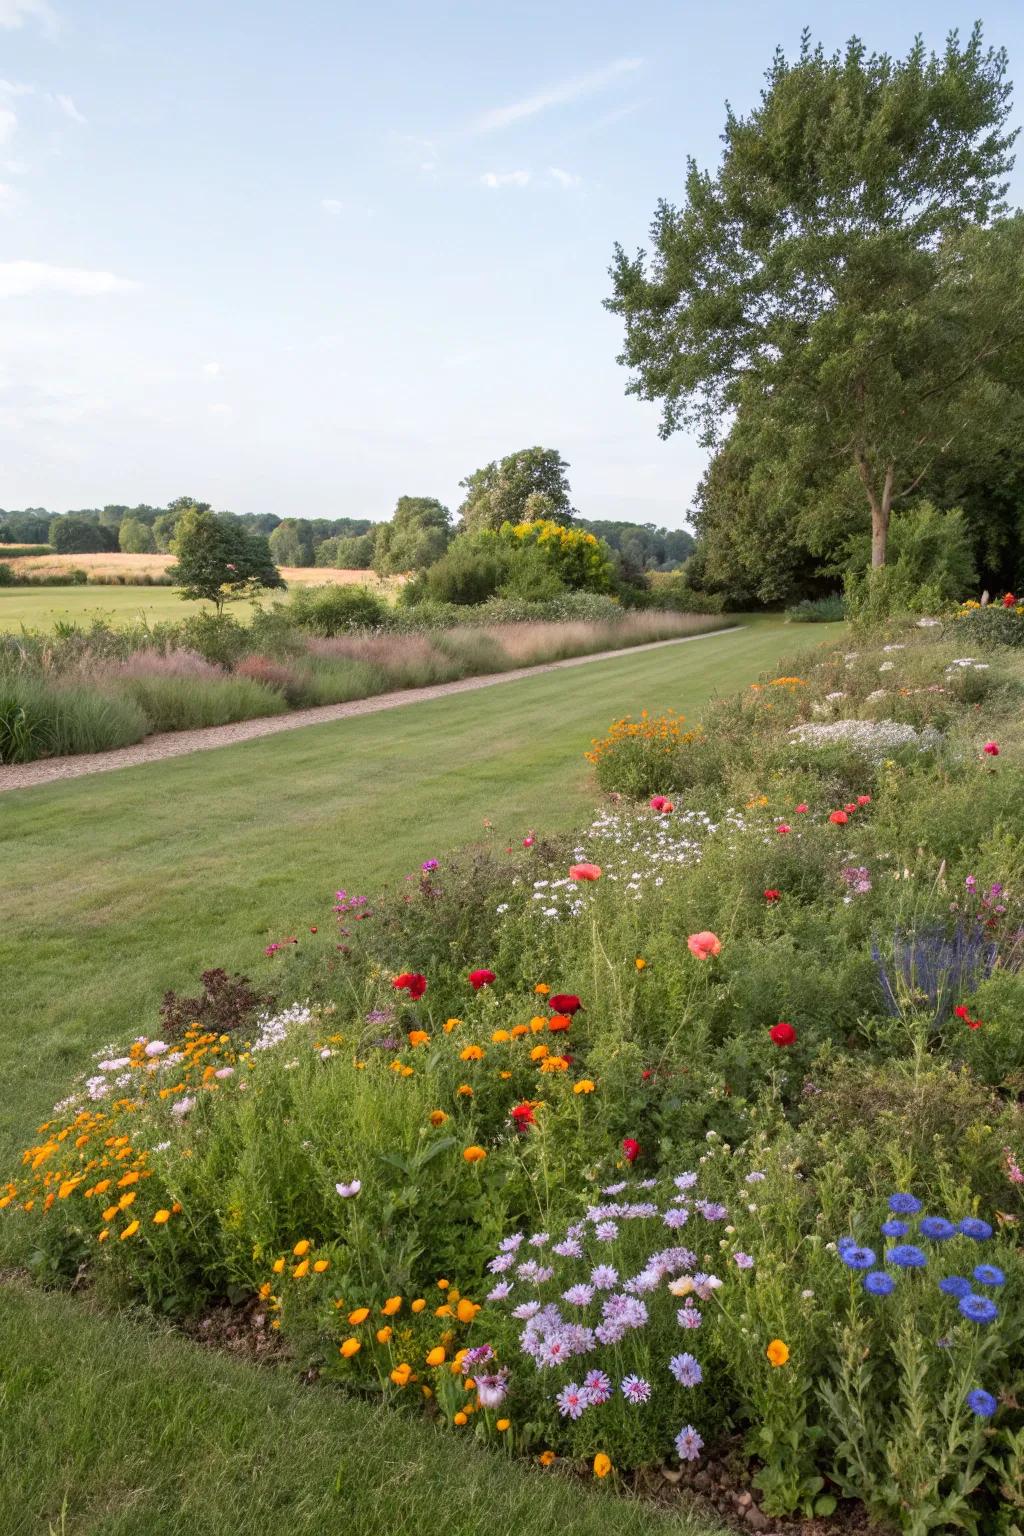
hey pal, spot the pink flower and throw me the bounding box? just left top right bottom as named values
left=569, top=863, right=602, bottom=881
left=857, top=795, right=872, bottom=807
left=687, top=931, right=722, bottom=960
left=622, top=1137, right=640, bottom=1163
left=776, top=823, right=791, bottom=836
left=469, top=969, right=496, bottom=990
left=522, top=834, right=535, bottom=848
left=794, top=803, right=808, bottom=814
left=828, top=810, right=848, bottom=826
left=983, top=742, right=1000, bottom=757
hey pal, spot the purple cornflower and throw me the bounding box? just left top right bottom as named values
left=966, top=1388, right=998, bottom=1419
left=674, top=1172, right=698, bottom=1190
left=663, top=1207, right=690, bottom=1230
left=677, top=1305, right=703, bottom=1329
left=621, top=1375, right=652, bottom=1404
left=583, top=1369, right=612, bottom=1405
left=919, top=1217, right=956, bottom=1241
left=595, top=1221, right=619, bottom=1243
left=669, top=1353, right=702, bottom=1387
left=959, top=1217, right=993, bottom=1240
left=695, top=1200, right=728, bottom=1221
left=511, top=1300, right=541, bottom=1320
left=601, top=1181, right=628, bottom=1195
left=881, top=1219, right=909, bottom=1238
left=529, top=1232, right=550, bottom=1248
left=486, top=1281, right=513, bottom=1302
left=745, top=1171, right=766, bottom=1183
left=552, top=1237, right=583, bottom=1259
left=864, top=1271, right=896, bottom=1296
left=499, top=1233, right=525, bottom=1253
left=555, top=1382, right=590, bottom=1420
left=675, top=1425, right=704, bottom=1462
left=939, top=1275, right=972, bottom=1298
left=733, top=1252, right=754, bottom=1270
left=461, top=1345, right=494, bottom=1369
left=488, top=1254, right=514, bottom=1274
left=590, top=1264, right=618, bottom=1290
left=885, top=1244, right=926, bottom=1269
left=563, top=1284, right=594, bottom=1307
left=888, top=1193, right=922, bottom=1215
left=475, top=1370, right=509, bottom=1408
left=839, top=1244, right=877, bottom=1271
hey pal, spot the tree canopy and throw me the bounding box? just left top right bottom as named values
left=458, top=448, right=576, bottom=534
left=607, top=25, right=1023, bottom=570
left=168, top=508, right=285, bottom=613
left=372, top=496, right=452, bottom=575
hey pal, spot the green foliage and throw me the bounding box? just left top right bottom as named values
left=268, top=518, right=315, bottom=568
left=458, top=448, right=576, bottom=535
left=787, top=595, right=846, bottom=623
left=372, top=497, right=452, bottom=576
left=169, top=508, right=286, bottom=613
left=287, top=584, right=390, bottom=635
left=0, top=676, right=148, bottom=762
left=118, top=516, right=157, bottom=554
left=118, top=674, right=288, bottom=732
left=608, top=25, right=1022, bottom=575
left=952, top=601, right=1024, bottom=649
left=500, top=520, right=616, bottom=594
left=50, top=517, right=116, bottom=555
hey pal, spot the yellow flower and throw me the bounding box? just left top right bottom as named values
left=635, top=957, right=647, bottom=971
left=435, top=1304, right=453, bottom=1318
left=411, top=1298, right=426, bottom=1313
left=117, top=1191, right=136, bottom=1209
left=529, top=1017, right=547, bottom=1034
left=97, top=1228, right=109, bottom=1242
left=510, top=1024, right=529, bottom=1038
left=120, top=1219, right=139, bottom=1240
left=102, top=1204, right=119, bottom=1222
left=496, top=1418, right=510, bottom=1432
left=539, top=1055, right=568, bottom=1073
left=459, top=1045, right=484, bottom=1062
left=766, top=1338, right=790, bottom=1368
left=348, top=1307, right=370, bottom=1325
left=272, top=1257, right=285, bottom=1274
left=462, top=1146, right=487, bottom=1164
left=428, top=1110, right=448, bottom=1126
left=530, top=1044, right=549, bottom=1061
left=340, top=1337, right=361, bottom=1358
left=573, top=1079, right=596, bottom=1095
left=538, top=1450, right=556, bottom=1467
left=376, top=1326, right=393, bottom=1344
left=453, top=1411, right=468, bottom=1426
left=153, top=1208, right=171, bottom=1224
left=92, top=1178, right=111, bottom=1194
left=381, top=1295, right=403, bottom=1315
left=293, top=1259, right=310, bottom=1278
left=456, top=1298, right=480, bottom=1323
left=426, top=1346, right=446, bottom=1367
left=437, top=1279, right=449, bottom=1290
left=593, top=1453, right=612, bottom=1478
left=491, top=1029, right=511, bottom=1043
left=293, top=1239, right=311, bottom=1257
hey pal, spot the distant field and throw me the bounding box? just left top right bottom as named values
left=0, top=558, right=398, bottom=629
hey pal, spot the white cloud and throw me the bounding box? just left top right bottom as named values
left=0, top=79, right=34, bottom=96
left=0, top=261, right=140, bottom=298
left=548, top=167, right=581, bottom=189
left=208, top=402, right=232, bottom=419
left=54, top=93, right=85, bottom=124
left=202, top=361, right=221, bottom=377
left=0, top=0, right=56, bottom=34
left=320, top=197, right=343, bottom=215
left=0, top=182, right=19, bottom=212
left=474, top=57, right=641, bottom=133
left=0, top=108, right=17, bottom=147
left=480, top=169, right=530, bottom=189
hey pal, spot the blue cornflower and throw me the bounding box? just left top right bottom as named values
left=888, top=1193, right=922, bottom=1215
left=938, top=1275, right=973, bottom=1298
left=966, top=1388, right=998, bottom=1419
left=840, top=1244, right=877, bottom=1271
left=886, top=1244, right=927, bottom=1269
left=958, top=1293, right=999, bottom=1324
left=919, top=1217, right=956, bottom=1241
left=959, top=1217, right=993, bottom=1241
left=669, top=1352, right=703, bottom=1387
left=863, top=1271, right=896, bottom=1296
left=973, top=1264, right=1005, bottom=1288
left=880, top=1219, right=909, bottom=1238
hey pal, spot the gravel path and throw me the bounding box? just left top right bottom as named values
left=0, top=627, right=739, bottom=794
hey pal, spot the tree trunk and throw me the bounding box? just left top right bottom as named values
left=857, top=458, right=895, bottom=569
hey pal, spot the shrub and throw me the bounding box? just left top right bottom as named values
left=117, top=674, right=287, bottom=732
left=0, top=563, right=14, bottom=586
left=177, top=611, right=250, bottom=667
left=786, top=594, right=845, bottom=622
left=950, top=598, right=1024, bottom=649
left=288, top=584, right=390, bottom=635
left=0, top=677, right=148, bottom=762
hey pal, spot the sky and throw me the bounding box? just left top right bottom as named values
left=2, top=0, right=1024, bottom=528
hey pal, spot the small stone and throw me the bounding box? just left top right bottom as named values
left=736, top=1491, right=753, bottom=1509
left=744, top=1507, right=769, bottom=1531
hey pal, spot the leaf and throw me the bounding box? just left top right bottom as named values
left=814, top=1495, right=837, bottom=1517
left=416, top=1137, right=457, bottom=1169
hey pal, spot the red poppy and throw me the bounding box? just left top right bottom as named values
left=857, top=795, right=872, bottom=807
left=776, top=823, right=791, bottom=836
left=954, top=1004, right=971, bottom=1020
left=309, top=925, right=318, bottom=933
left=622, top=1137, right=640, bottom=1163
left=469, top=968, right=496, bottom=990
left=769, top=1022, right=797, bottom=1047
left=983, top=742, right=1000, bottom=757
left=795, top=803, right=809, bottom=814
left=522, top=834, right=535, bottom=848
left=1003, top=592, right=1016, bottom=607
left=844, top=802, right=857, bottom=814
left=763, top=889, right=781, bottom=903
left=641, top=1069, right=653, bottom=1081
left=549, top=994, right=583, bottom=1015
left=393, top=971, right=427, bottom=1000
left=511, top=1102, right=537, bottom=1131
left=569, top=862, right=602, bottom=881
left=548, top=1014, right=572, bottom=1033
left=650, top=795, right=667, bottom=811
left=828, top=810, right=849, bottom=825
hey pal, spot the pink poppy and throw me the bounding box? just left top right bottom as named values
left=687, top=931, right=722, bottom=960
left=569, top=863, right=602, bottom=881
left=857, top=795, right=872, bottom=807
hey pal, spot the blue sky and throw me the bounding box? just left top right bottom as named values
left=2, top=0, right=1024, bottom=526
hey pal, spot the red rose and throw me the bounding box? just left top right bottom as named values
left=763, top=889, right=781, bottom=903
left=393, top=971, right=427, bottom=1000
left=828, top=810, right=848, bottom=825
left=622, top=1137, right=640, bottom=1163
left=511, top=1102, right=536, bottom=1131
left=549, top=994, right=582, bottom=1015
left=769, top=1022, right=797, bottom=1047
left=469, top=968, right=496, bottom=990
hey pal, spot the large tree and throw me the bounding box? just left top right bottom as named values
left=458, top=447, right=576, bottom=534
left=169, top=508, right=285, bottom=614
left=607, top=26, right=1023, bottom=569
left=372, top=496, right=451, bottom=575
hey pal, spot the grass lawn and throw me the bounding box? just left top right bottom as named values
left=0, top=583, right=237, bottom=628
left=0, top=618, right=841, bottom=1536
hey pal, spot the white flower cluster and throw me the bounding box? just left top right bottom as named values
left=946, top=657, right=989, bottom=674
left=789, top=718, right=941, bottom=759
left=251, top=1002, right=314, bottom=1052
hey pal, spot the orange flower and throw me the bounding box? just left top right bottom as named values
left=635, top=957, right=647, bottom=970
left=573, top=1079, right=595, bottom=1094
left=687, top=931, right=722, bottom=960
left=390, top=1363, right=412, bottom=1387
left=593, top=1453, right=612, bottom=1478
left=443, top=1018, right=462, bottom=1033
left=411, top=1298, right=426, bottom=1313
left=463, top=1145, right=487, bottom=1164
left=456, top=1298, right=480, bottom=1323
left=766, top=1338, right=790, bottom=1367
left=340, top=1337, right=361, bottom=1358
left=457, top=1083, right=474, bottom=1098
left=453, top=1411, right=468, bottom=1426
left=153, top=1208, right=171, bottom=1224
left=538, top=1450, right=557, bottom=1467
left=510, top=1024, right=529, bottom=1038
left=313, top=1259, right=330, bottom=1273
left=408, top=1030, right=430, bottom=1047
left=120, top=1219, right=139, bottom=1240
left=348, top=1307, right=370, bottom=1325
left=491, top=1029, right=511, bottom=1043
left=377, top=1326, right=393, bottom=1344
left=426, top=1346, right=446, bottom=1367
left=459, top=1045, right=485, bottom=1062
left=382, top=1295, right=403, bottom=1315
left=530, top=1044, right=549, bottom=1061
left=534, top=983, right=550, bottom=995
left=429, top=1110, right=448, bottom=1126
left=272, top=1257, right=285, bottom=1274
left=496, top=1418, right=511, bottom=1432
left=293, top=1259, right=310, bottom=1278
left=539, top=1055, right=569, bottom=1073
left=548, top=1015, right=571, bottom=1033
left=568, top=863, right=602, bottom=881
left=293, top=1239, right=311, bottom=1257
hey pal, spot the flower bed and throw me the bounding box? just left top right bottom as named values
left=5, top=621, right=1024, bottom=1532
